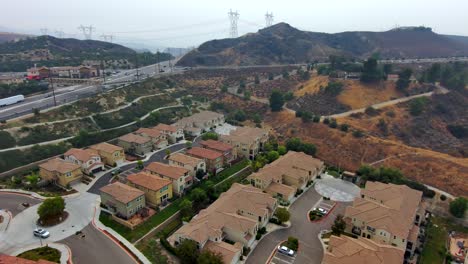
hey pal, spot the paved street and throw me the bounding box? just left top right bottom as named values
left=246, top=187, right=349, bottom=264
left=60, top=224, right=136, bottom=264
left=0, top=193, right=41, bottom=216
left=0, top=60, right=182, bottom=121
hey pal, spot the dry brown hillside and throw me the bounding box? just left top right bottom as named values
left=264, top=110, right=468, bottom=196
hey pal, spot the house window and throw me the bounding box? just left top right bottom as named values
left=65, top=172, right=72, bottom=177
left=160, top=186, right=168, bottom=193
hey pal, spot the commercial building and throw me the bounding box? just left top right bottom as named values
left=27, top=65, right=101, bottom=80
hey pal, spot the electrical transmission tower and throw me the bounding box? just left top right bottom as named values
left=100, top=34, right=114, bottom=43
left=78, top=25, right=95, bottom=40
left=228, top=9, right=239, bottom=38
left=265, top=12, right=274, bottom=27
left=55, top=30, right=65, bottom=38
left=40, top=28, right=48, bottom=35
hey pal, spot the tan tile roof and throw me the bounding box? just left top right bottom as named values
left=127, top=172, right=172, bottom=191
left=39, top=158, right=80, bottom=174
left=186, top=147, right=223, bottom=160
left=0, top=255, right=56, bottom=264
left=89, top=142, right=123, bottom=154
left=168, top=153, right=203, bottom=167
left=153, top=123, right=178, bottom=133
left=173, top=183, right=276, bottom=245
left=265, top=182, right=296, bottom=198
left=64, top=148, right=99, bottom=162
left=174, top=111, right=224, bottom=127
left=100, top=182, right=144, bottom=204
left=145, top=162, right=189, bottom=180
left=323, top=235, right=404, bottom=264
left=119, top=133, right=151, bottom=144
left=345, top=182, right=423, bottom=239
left=200, top=140, right=233, bottom=152
left=135, top=127, right=163, bottom=138
left=220, top=126, right=268, bottom=145
left=204, top=241, right=242, bottom=264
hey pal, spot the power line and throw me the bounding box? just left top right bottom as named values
left=228, top=9, right=240, bottom=38
left=265, top=12, right=274, bottom=27
left=109, top=19, right=225, bottom=34
left=55, top=30, right=65, bottom=38
left=78, top=25, right=95, bottom=40
left=100, top=34, right=114, bottom=42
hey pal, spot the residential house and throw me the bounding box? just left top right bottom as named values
left=344, top=181, right=424, bottom=258
left=167, top=153, right=206, bottom=177
left=186, top=147, right=223, bottom=173
left=322, top=235, right=404, bottom=264
left=64, top=148, right=105, bottom=175
left=153, top=123, right=184, bottom=143
left=100, top=182, right=145, bottom=219
left=118, top=133, right=153, bottom=156
left=144, top=162, right=192, bottom=196
left=174, top=111, right=225, bottom=136
left=134, top=127, right=168, bottom=149
left=89, top=142, right=125, bottom=167
left=127, top=172, right=173, bottom=207
left=247, top=151, right=324, bottom=201
left=220, top=126, right=269, bottom=160
left=169, top=183, right=277, bottom=264
left=39, top=158, right=82, bottom=188
left=200, top=139, right=236, bottom=164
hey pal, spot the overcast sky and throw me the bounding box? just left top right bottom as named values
left=2, top=0, right=467, bottom=49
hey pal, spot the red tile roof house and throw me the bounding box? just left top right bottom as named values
left=144, top=162, right=192, bottom=196
left=134, top=127, right=169, bottom=149
left=64, top=148, right=105, bottom=175
left=153, top=123, right=185, bottom=143
left=200, top=140, right=236, bottom=164
left=186, top=147, right=224, bottom=174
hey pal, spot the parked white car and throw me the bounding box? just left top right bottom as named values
left=277, top=245, right=294, bottom=256
left=33, top=228, right=50, bottom=238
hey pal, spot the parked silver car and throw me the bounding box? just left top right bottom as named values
left=277, top=245, right=294, bottom=256
left=33, top=228, right=50, bottom=238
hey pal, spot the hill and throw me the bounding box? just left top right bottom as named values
left=0, top=35, right=173, bottom=72
left=0, top=32, right=32, bottom=44
left=177, top=23, right=468, bottom=66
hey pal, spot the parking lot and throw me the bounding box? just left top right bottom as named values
left=269, top=248, right=297, bottom=264
left=315, top=199, right=335, bottom=214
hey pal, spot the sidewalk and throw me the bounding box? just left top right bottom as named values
left=92, top=204, right=151, bottom=264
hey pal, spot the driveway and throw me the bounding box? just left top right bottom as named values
left=246, top=187, right=349, bottom=264
left=0, top=192, right=99, bottom=255
left=60, top=224, right=136, bottom=264
left=0, top=193, right=41, bottom=216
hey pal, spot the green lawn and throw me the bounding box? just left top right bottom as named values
left=18, top=246, right=61, bottom=263
left=135, top=238, right=169, bottom=264
left=420, top=216, right=468, bottom=264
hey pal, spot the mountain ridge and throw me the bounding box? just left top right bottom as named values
left=177, top=23, right=468, bottom=66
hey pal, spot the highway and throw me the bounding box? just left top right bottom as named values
left=0, top=59, right=183, bottom=121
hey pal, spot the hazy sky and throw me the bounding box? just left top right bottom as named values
left=2, top=0, right=467, bottom=49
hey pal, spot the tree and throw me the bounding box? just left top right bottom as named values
left=179, top=199, right=193, bottom=219
left=360, top=57, right=383, bottom=83
left=277, top=146, right=287, bottom=155
left=136, top=160, right=144, bottom=170
left=191, top=188, right=208, bottom=205
left=331, top=214, right=346, bottom=235
left=449, top=197, right=467, bottom=218
left=176, top=239, right=199, bottom=264
left=267, top=151, right=280, bottom=162
left=275, top=207, right=290, bottom=224
left=37, top=196, right=65, bottom=221
left=283, top=91, right=294, bottom=101
left=202, top=132, right=218, bottom=141
left=244, top=91, right=251, bottom=101
left=220, top=85, right=228, bottom=93
left=165, top=149, right=171, bottom=157
left=33, top=108, right=40, bottom=116
left=396, top=68, right=413, bottom=93
left=383, top=64, right=393, bottom=77
left=254, top=75, right=260, bottom=84
left=301, top=111, right=313, bottom=123
left=197, top=250, right=224, bottom=264
left=233, top=110, right=247, bottom=122
left=340, top=124, right=349, bottom=132
left=26, top=173, right=40, bottom=188
left=0, top=131, right=16, bottom=149
left=195, top=169, right=205, bottom=180
left=409, top=97, right=428, bottom=116
left=269, top=89, right=285, bottom=112
left=185, top=141, right=192, bottom=149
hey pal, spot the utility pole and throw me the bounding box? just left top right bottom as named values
left=135, top=53, right=140, bottom=81
left=228, top=9, right=240, bottom=38
left=49, top=77, right=57, bottom=107
left=55, top=30, right=65, bottom=38
left=100, top=34, right=114, bottom=43
left=157, top=49, right=161, bottom=73
left=78, top=25, right=95, bottom=40
left=265, top=12, right=274, bottom=27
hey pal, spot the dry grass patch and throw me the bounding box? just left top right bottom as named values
left=336, top=80, right=402, bottom=109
